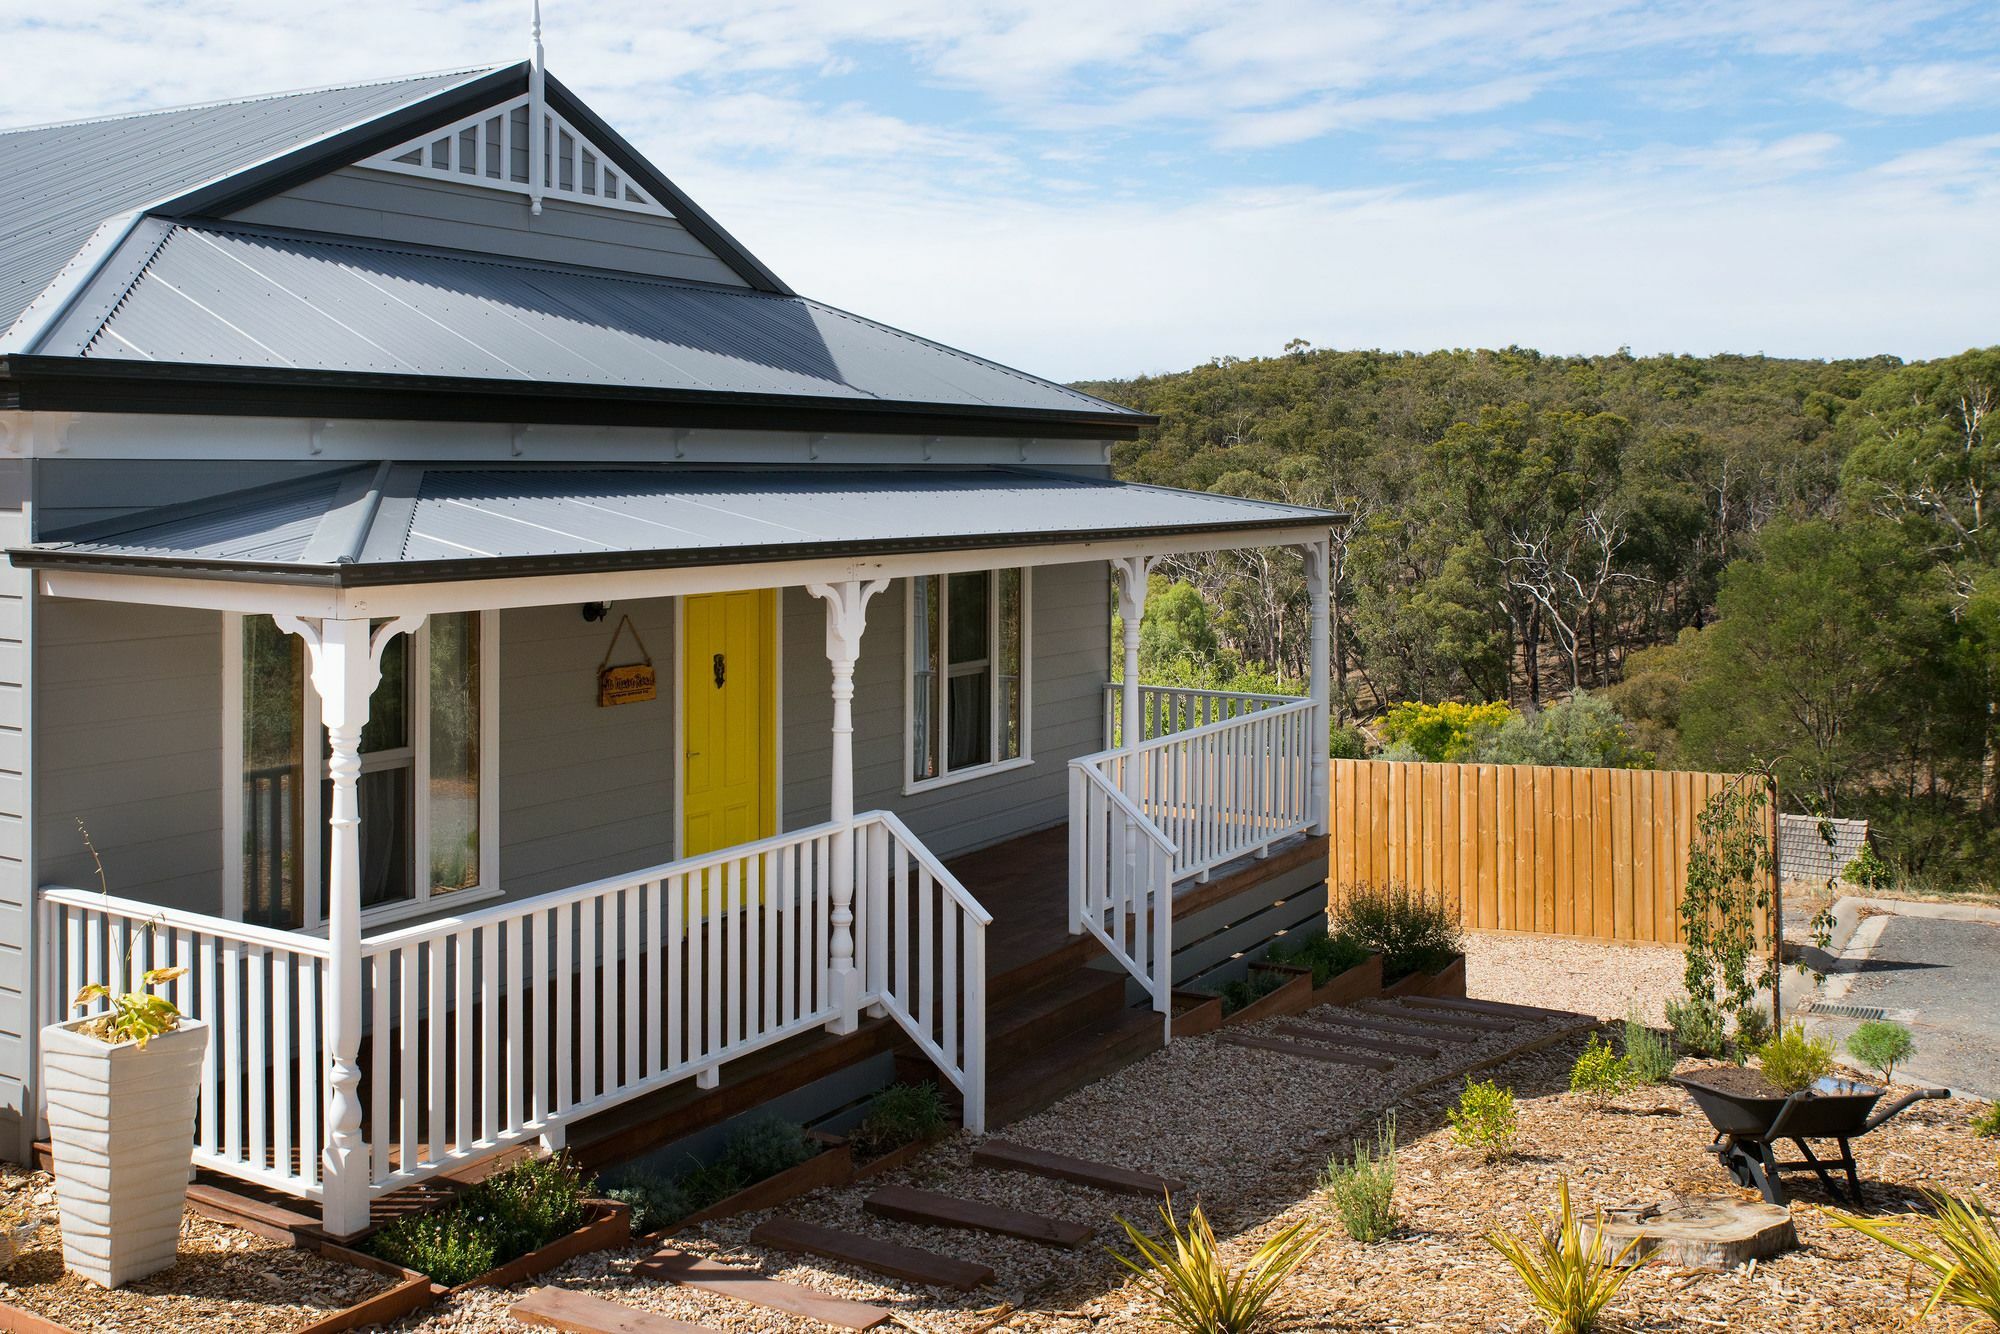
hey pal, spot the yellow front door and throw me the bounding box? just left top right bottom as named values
left=681, top=589, right=777, bottom=858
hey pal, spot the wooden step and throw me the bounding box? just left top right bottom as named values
left=512, top=1287, right=722, bottom=1334
left=1323, top=1009, right=1482, bottom=1044
left=750, top=1217, right=994, bottom=1291
left=635, top=1246, right=892, bottom=1330
left=973, top=1139, right=1185, bottom=1198
left=864, top=1185, right=1094, bottom=1248
left=987, top=1004, right=1161, bottom=1127
left=987, top=967, right=1127, bottom=1068
left=184, top=1181, right=321, bottom=1245
left=1354, top=999, right=1514, bottom=1032
left=1221, top=1032, right=1395, bottom=1071
left=1404, top=995, right=1581, bottom=1022
left=1271, top=1021, right=1440, bottom=1059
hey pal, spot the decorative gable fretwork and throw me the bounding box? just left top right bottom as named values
left=360, top=93, right=670, bottom=216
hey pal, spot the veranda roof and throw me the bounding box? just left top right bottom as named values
left=10, top=465, right=1337, bottom=588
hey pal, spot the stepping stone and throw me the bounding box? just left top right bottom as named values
left=973, top=1139, right=1185, bottom=1198
left=1323, top=1009, right=1482, bottom=1044
left=864, top=1184, right=1093, bottom=1248
left=1404, top=996, right=1580, bottom=1022
left=512, top=1288, right=722, bottom=1334
left=634, top=1246, right=892, bottom=1329
left=1592, top=1196, right=1799, bottom=1270
left=750, top=1217, right=994, bottom=1291
left=1222, top=1032, right=1394, bottom=1071
left=1355, top=999, right=1514, bottom=1032
left=1273, top=1021, right=1440, bottom=1059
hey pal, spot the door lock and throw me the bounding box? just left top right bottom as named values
left=713, top=653, right=726, bottom=688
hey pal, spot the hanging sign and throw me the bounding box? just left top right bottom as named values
left=597, top=614, right=657, bottom=707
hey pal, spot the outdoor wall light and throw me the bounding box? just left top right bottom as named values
left=581, top=602, right=612, bottom=622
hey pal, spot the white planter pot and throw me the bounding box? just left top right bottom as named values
left=41, top=1016, right=208, bottom=1288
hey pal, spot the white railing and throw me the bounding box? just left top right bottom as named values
left=855, top=812, right=991, bottom=1132
left=1105, top=683, right=1297, bottom=748
left=1098, top=696, right=1317, bottom=884
left=41, top=889, right=335, bottom=1200
left=37, top=812, right=988, bottom=1203
left=1067, top=762, right=1175, bottom=1041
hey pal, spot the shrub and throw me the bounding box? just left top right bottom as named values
left=603, top=1173, right=688, bottom=1234
left=1111, top=1196, right=1323, bottom=1334
left=1974, top=1103, right=2000, bottom=1139
left=367, top=1152, right=592, bottom=1286
left=1471, top=692, right=1649, bottom=769
left=849, top=1082, right=948, bottom=1160
left=1330, top=882, right=1463, bottom=981
left=1846, top=1020, right=1916, bottom=1084
left=1842, top=841, right=1897, bottom=892
left=1827, top=1189, right=2000, bottom=1327
left=1328, top=724, right=1368, bottom=760
left=1448, top=1078, right=1519, bottom=1161
left=1664, top=995, right=1728, bottom=1058
left=1621, top=1012, right=1675, bottom=1085
left=677, top=1156, right=748, bottom=1214
left=1265, top=929, right=1370, bottom=988
left=1568, top=1034, right=1633, bottom=1104
left=719, top=1116, right=817, bottom=1183
left=1378, top=700, right=1515, bottom=762
left=1755, top=1024, right=1836, bottom=1094
left=1220, top=966, right=1292, bottom=1015
left=1731, top=1007, right=1772, bottom=1055
left=1487, top=1178, right=1641, bottom=1334
left=1320, top=1116, right=1397, bottom=1243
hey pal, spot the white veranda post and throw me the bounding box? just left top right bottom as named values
left=1110, top=556, right=1158, bottom=771
left=808, top=579, right=888, bottom=1035
left=278, top=614, right=423, bottom=1238
left=1304, top=537, right=1332, bottom=836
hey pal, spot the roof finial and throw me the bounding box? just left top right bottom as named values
left=528, top=0, right=547, bottom=215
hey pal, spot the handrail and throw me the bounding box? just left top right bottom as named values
left=1067, top=759, right=1174, bottom=1042
left=1064, top=761, right=1177, bottom=856
left=40, top=886, right=334, bottom=957
left=862, top=810, right=995, bottom=926
left=1118, top=694, right=1313, bottom=758
left=1112, top=683, right=1300, bottom=703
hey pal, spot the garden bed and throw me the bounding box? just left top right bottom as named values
left=1220, top=962, right=1314, bottom=1026
left=1306, top=952, right=1384, bottom=1006
left=851, top=1129, right=952, bottom=1182
left=0, top=1164, right=407, bottom=1334
left=1382, top=950, right=1466, bottom=998
left=436, top=1199, right=630, bottom=1295
left=659, top=1135, right=853, bottom=1235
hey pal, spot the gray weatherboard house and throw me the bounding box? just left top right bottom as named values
left=0, top=59, right=1337, bottom=1234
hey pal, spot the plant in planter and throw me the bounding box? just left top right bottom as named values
left=367, top=1153, right=594, bottom=1287
left=849, top=1082, right=948, bottom=1161
left=1753, top=1025, right=1836, bottom=1094
left=1329, top=881, right=1462, bottom=982
left=1264, top=929, right=1369, bottom=988
left=1219, top=967, right=1291, bottom=1016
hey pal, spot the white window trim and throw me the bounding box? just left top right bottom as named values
left=902, top=569, right=1032, bottom=796
left=222, top=611, right=502, bottom=933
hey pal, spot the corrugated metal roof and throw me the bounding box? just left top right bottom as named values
left=17, top=465, right=1335, bottom=585
left=0, top=68, right=497, bottom=332
left=49, top=222, right=1139, bottom=417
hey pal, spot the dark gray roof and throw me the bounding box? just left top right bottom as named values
left=36, top=221, right=1137, bottom=419
left=14, top=465, right=1336, bottom=586
left=0, top=68, right=497, bottom=332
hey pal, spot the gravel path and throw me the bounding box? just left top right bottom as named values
left=1463, top=930, right=1687, bottom=1022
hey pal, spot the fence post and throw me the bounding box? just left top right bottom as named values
left=1768, top=772, right=1783, bottom=1033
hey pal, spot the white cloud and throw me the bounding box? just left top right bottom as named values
left=1830, top=61, right=2000, bottom=115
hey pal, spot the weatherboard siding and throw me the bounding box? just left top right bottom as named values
left=0, top=463, right=29, bottom=1159
left=227, top=166, right=750, bottom=288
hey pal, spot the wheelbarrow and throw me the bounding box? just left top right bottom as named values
left=1673, top=1070, right=1950, bottom=1206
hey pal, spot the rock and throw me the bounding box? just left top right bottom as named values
left=1592, top=1195, right=1798, bottom=1270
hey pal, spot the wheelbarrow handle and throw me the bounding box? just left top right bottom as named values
left=1765, top=1089, right=1814, bottom=1139
left=1862, top=1087, right=1950, bottom=1133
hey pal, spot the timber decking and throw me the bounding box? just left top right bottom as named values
left=864, top=1185, right=1094, bottom=1248
left=512, top=1288, right=722, bottom=1334
left=971, top=1139, right=1185, bottom=1197
left=1221, top=1032, right=1395, bottom=1070
left=749, top=1218, right=994, bottom=1290
left=635, top=1247, right=892, bottom=1329
left=1270, top=1021, right=1440, bottom=1058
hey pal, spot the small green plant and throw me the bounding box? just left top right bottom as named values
left=1219, top=967, right=1291, bottom=1015
left=1319, top=1116, right=1398, bottom=1243
left=677, top=1156, right=748, bottom=1213
left=367, top=1152, right=593, bottom=1285
left=1620, top=1012, right=1674, bottom=1085
left=1110, top=1196, right=1323, bottom=1334
left=718, top=1116, right=816, bottom=1182
left=68, top=818, right=189, bottom=1049
left=1448, top=1078, right=1518, bottom=1161
left=1330, top=882, right=1464, bottom=982
left=602, top=1172, right=688, bottom=1234
left=1569, top=1033, right=1633, bottom=1104
left=1754, top=1024, right=1836, bottom=1094
left=1730, top=1007, right=1772, bottom=1056
left=1487, top=1178, right=1641, bottom=1334
left=849, top=1082, right=948, bottom=1160
left=1974, top=1103, right=2000, bottom=1139
left=1664, top=994, right=1728, bottom=1058
left=1842, top=841, right=1897, bottom=892
left=1827, top=1189, right=2000, bottom=1326
left=1846, top=1020, right=1916, bottom=1085
left=1264, top=929, right=1369, bottom=988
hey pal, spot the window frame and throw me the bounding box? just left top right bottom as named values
left=902, top=568, right=1032, bottom=795
left=222, top=611, right=502, bottom=932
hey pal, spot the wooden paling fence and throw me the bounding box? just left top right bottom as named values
left=1328, top=759, right=1755, bottom=945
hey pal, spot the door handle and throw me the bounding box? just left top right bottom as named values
left=713, top=653, right=726, bottom=688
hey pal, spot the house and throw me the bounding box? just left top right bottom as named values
left=0, top=52, right=1337, bottom=1236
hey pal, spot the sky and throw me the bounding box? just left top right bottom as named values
left=4, top=1, right=1997, bottom=381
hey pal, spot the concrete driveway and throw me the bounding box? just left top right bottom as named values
left=1795, top=898, right=2000, bottom=1098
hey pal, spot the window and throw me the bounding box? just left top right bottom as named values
left=226, top=613, right=499, bottom=929
left=906, top=569, right=1029, bottom=790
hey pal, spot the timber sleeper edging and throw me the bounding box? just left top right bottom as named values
left=1219, top=963, right=1315, bottom=1027
left=437, top=1199, right=633, bottom=1296
left=649, top=1135, right=854, bottom=1237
